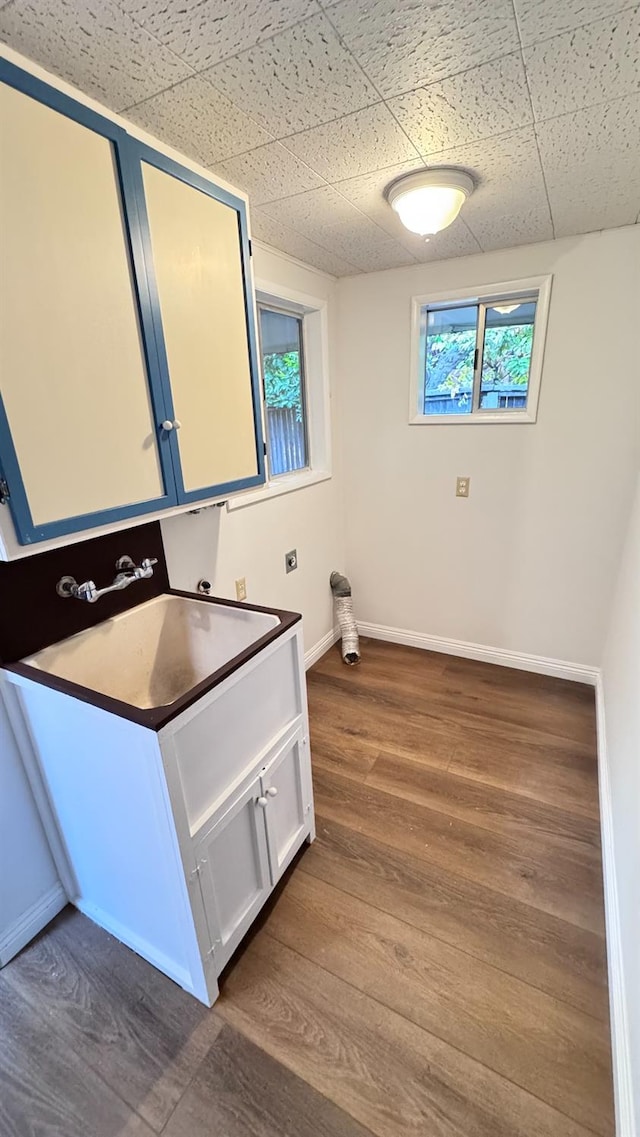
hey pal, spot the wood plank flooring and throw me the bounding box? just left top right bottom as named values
left=0, top=638, right=614, bottom=1136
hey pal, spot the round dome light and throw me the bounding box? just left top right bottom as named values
left=386, top=169, right=475, bottom=236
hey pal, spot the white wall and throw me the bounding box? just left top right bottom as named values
left=162, top=244, right=345, bottom=658
left=601, top=474, right=640, bottom=1135
left=0, top=689, right=63, bottom=965
left=336, top=227, right=640, bottom=666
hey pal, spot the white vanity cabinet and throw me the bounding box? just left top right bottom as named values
left=6, top=620, right=313, bottom=1006
left=193, top=725, right=311, bottom=972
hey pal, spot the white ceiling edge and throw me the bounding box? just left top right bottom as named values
left=251, top=238, right=345, bottom=282
left=330, top=221, right=640, bottom=283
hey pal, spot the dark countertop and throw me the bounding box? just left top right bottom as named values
left=3, top=589, right=301, bottom=732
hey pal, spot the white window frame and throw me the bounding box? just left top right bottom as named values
left=227, top=279, right=332, bottom=511
left=409, top=274, right=553, bottom=426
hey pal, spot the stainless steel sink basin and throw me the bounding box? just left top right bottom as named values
left=22, top=594, right=280, bottom=709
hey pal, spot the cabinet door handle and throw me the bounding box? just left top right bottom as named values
left=161, top=419, right=182, bottom=431
left=257, top=796, right=268, bottom=808
left=267, top=787, right=278, bottom=797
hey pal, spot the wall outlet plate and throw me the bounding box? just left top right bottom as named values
left=285, top=549, right=298, bottom=573
left=456, top=477, right=470, bottom=498
left=235, top=577, right=247, bottom=601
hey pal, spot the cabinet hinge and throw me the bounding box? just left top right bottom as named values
left=190, top=858, right=207, bottom=882
left=0, top=477, right=9, bottom=505
left=248, top=238, right=253, bottom=256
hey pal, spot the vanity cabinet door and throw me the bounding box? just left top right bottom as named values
left=136, top=148, right=265, bottom=504
left=194, top=774, right=271, bottom=973
left=0, top=65, right=176, bottom=546
left=261, top=729, right=313, bottom=884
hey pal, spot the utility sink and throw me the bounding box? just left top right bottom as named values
left=21, top=594, right=280, bottom=711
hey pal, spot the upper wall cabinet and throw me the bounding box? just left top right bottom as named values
left=0, top=60, right=264, bottom=552
left=135, top=148, right=262, bottom=503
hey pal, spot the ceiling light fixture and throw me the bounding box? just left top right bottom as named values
left=492, top=303, right=521, bottom=315
left=386, top=168, right=475, bottom=237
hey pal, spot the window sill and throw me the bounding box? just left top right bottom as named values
left=226, top=469, right=331, bottom=512
left=409, top=411, right=537, bottom=425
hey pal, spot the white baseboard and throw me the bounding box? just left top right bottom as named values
left=305, top=626, right=339, bottom=670
left=0, top=882, right=67, bottom=967
left=595, top=677, right=637, bottom=1137
left=357, top=621, right=599, bottom=685
left=74, top=898, right=195, bottom=995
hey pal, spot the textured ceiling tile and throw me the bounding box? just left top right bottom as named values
left=119, top=0, right=319, bottom=71
left=514, top=0, right=635, bottom=47
left=281, top=103, right=419, bottom=182
left=326, top=0, right=519, bottom=99
left=537, top=94, right=640, bottom=235
left=524, top=8, right=640, bottom=120
left=426, top=128, right=554, bottom=250
left=350, top=239, right=418, bottom=271
left=260, top=184, right=416, bottom=270
left=251, top=210, right=361, bottom=275
left=407, top=221, right=483, bottom=263
left=388, top=54, right=532, bottom=156
left=0, top=0, right=193, bottom=110
left=125, top=75, right=274, bottom=165
left=333, top=160, right=481, bottom=259
left=212, top=142, right=325, bottom=204
left=203, top=14, right=378, bottom=136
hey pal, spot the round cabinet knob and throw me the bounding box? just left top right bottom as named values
left=257, top=796, right=268, bottom=808
left=161, top=420, right=174, bottom=431
left=267, top=787, right=278, bottom=797
left=173, top=418, right=182, bottom=430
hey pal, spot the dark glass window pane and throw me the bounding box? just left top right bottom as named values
left=259, top=308, right=308, bottom=476
left=480, top=300, right=536, bottom=410
left=424, top=304, right=477, bottom=416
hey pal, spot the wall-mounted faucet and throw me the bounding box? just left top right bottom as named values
left=56, top=555, right=158, bottom=604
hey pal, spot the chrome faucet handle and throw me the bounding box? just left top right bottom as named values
left=77, top=580, right=98, bottom=602
left=57, top=556, right=158, bottom=602
left=56, top=575, right=95, bottom=600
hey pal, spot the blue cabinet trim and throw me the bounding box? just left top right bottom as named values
left=128, top=142, right=266, bottom=501
left=0, top=57, right=126, bottom=141
left=0, top=59, right=266, bottom=547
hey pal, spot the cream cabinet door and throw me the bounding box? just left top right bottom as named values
left=0, top=70, right=174, bottom=544
left=139, top=152, right=264, bottom=502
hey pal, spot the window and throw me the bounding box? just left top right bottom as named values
left=227, top=280, right=331, bottom=510
left=258, top=306, right=309, bottom=477
left=410, top=276, right=552, bottom=424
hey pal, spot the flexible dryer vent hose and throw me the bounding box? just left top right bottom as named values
left=330, top=571, right=360, bottom=665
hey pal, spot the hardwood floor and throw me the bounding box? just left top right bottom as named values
left=0, top=639, right=614, bottom=1136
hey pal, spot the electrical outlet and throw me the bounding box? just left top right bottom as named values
left=456, top=477, right=470, bottom=498
left=235, top=577, right=247, bottom=601
left=285, top=549, right=298, bottom=574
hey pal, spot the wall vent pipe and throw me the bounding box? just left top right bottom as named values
left=330, top=571, right=360, bottom=665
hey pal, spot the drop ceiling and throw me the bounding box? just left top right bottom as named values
left=1, top=0, right=639, bottom=276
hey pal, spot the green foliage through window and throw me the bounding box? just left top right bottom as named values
left=263, top=351, right=304, bottom=421
left=423, top=299, right=536, bottom=415
left=481, top=325, right=533, bottom=387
